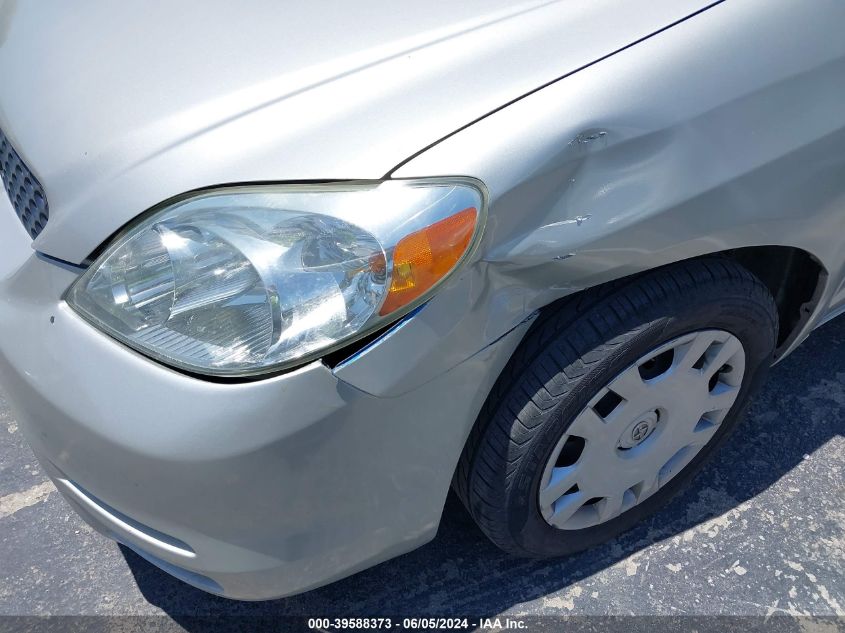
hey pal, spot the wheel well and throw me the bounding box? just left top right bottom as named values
left=531, top=246, right=826, bottom=362
left=722, top=246, right=826, bottom=359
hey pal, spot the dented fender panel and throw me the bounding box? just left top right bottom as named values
left=387, top=0, right=845, bottom=369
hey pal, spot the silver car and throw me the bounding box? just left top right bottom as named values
left=1, top=0, right=843, bottom=600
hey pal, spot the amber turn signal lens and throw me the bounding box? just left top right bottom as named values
left=379, top=207, right=478, bottom=315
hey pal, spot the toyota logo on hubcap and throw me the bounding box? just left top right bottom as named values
left=631, top=420, right=651, bottom=442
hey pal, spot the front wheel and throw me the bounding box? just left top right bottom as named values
left=455, top=257, right=778, bottom=557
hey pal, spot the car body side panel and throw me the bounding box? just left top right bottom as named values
left=380, top=0, right=845, bottom=387
left=0, top=0, right=843, bottom=601
left=0, top=0, right=713, bottom=263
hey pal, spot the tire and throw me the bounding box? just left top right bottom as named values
left=455, top=257, right=778, bottom=557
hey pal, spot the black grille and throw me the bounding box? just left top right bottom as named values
left=0, top=127, right=49, bottom=239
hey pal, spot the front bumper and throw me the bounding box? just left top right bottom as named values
left=0, top=200, right=529, bottom=600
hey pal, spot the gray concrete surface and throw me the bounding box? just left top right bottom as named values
left=0, top=319, right=843, bottom=621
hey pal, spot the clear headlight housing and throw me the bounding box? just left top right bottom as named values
left=66, top=179, right=485, bottom=376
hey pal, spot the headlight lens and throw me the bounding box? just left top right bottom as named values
left=66, top=179, right=485, bottom=376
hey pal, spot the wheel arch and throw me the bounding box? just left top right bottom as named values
left=721, top=246, right=826, bottom=360
left=528, top=246, right=827, bottom=364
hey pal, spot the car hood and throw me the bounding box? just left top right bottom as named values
left=0, top=0, right=709, bottom=263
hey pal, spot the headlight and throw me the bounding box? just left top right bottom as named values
left=66, top=179, right=486, bottom=376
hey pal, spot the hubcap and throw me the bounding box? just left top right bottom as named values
left=538, top=329, right=746, bottom=530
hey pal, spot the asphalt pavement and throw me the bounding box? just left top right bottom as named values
left=0, top=317, right=843, bottom=627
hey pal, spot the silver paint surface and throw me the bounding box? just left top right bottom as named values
left=0, top=0, right=843, bottom=600
left=0, top=0, right=710, bottom=263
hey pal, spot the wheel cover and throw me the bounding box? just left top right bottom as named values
left=538, top=329, right=746, bottom=530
